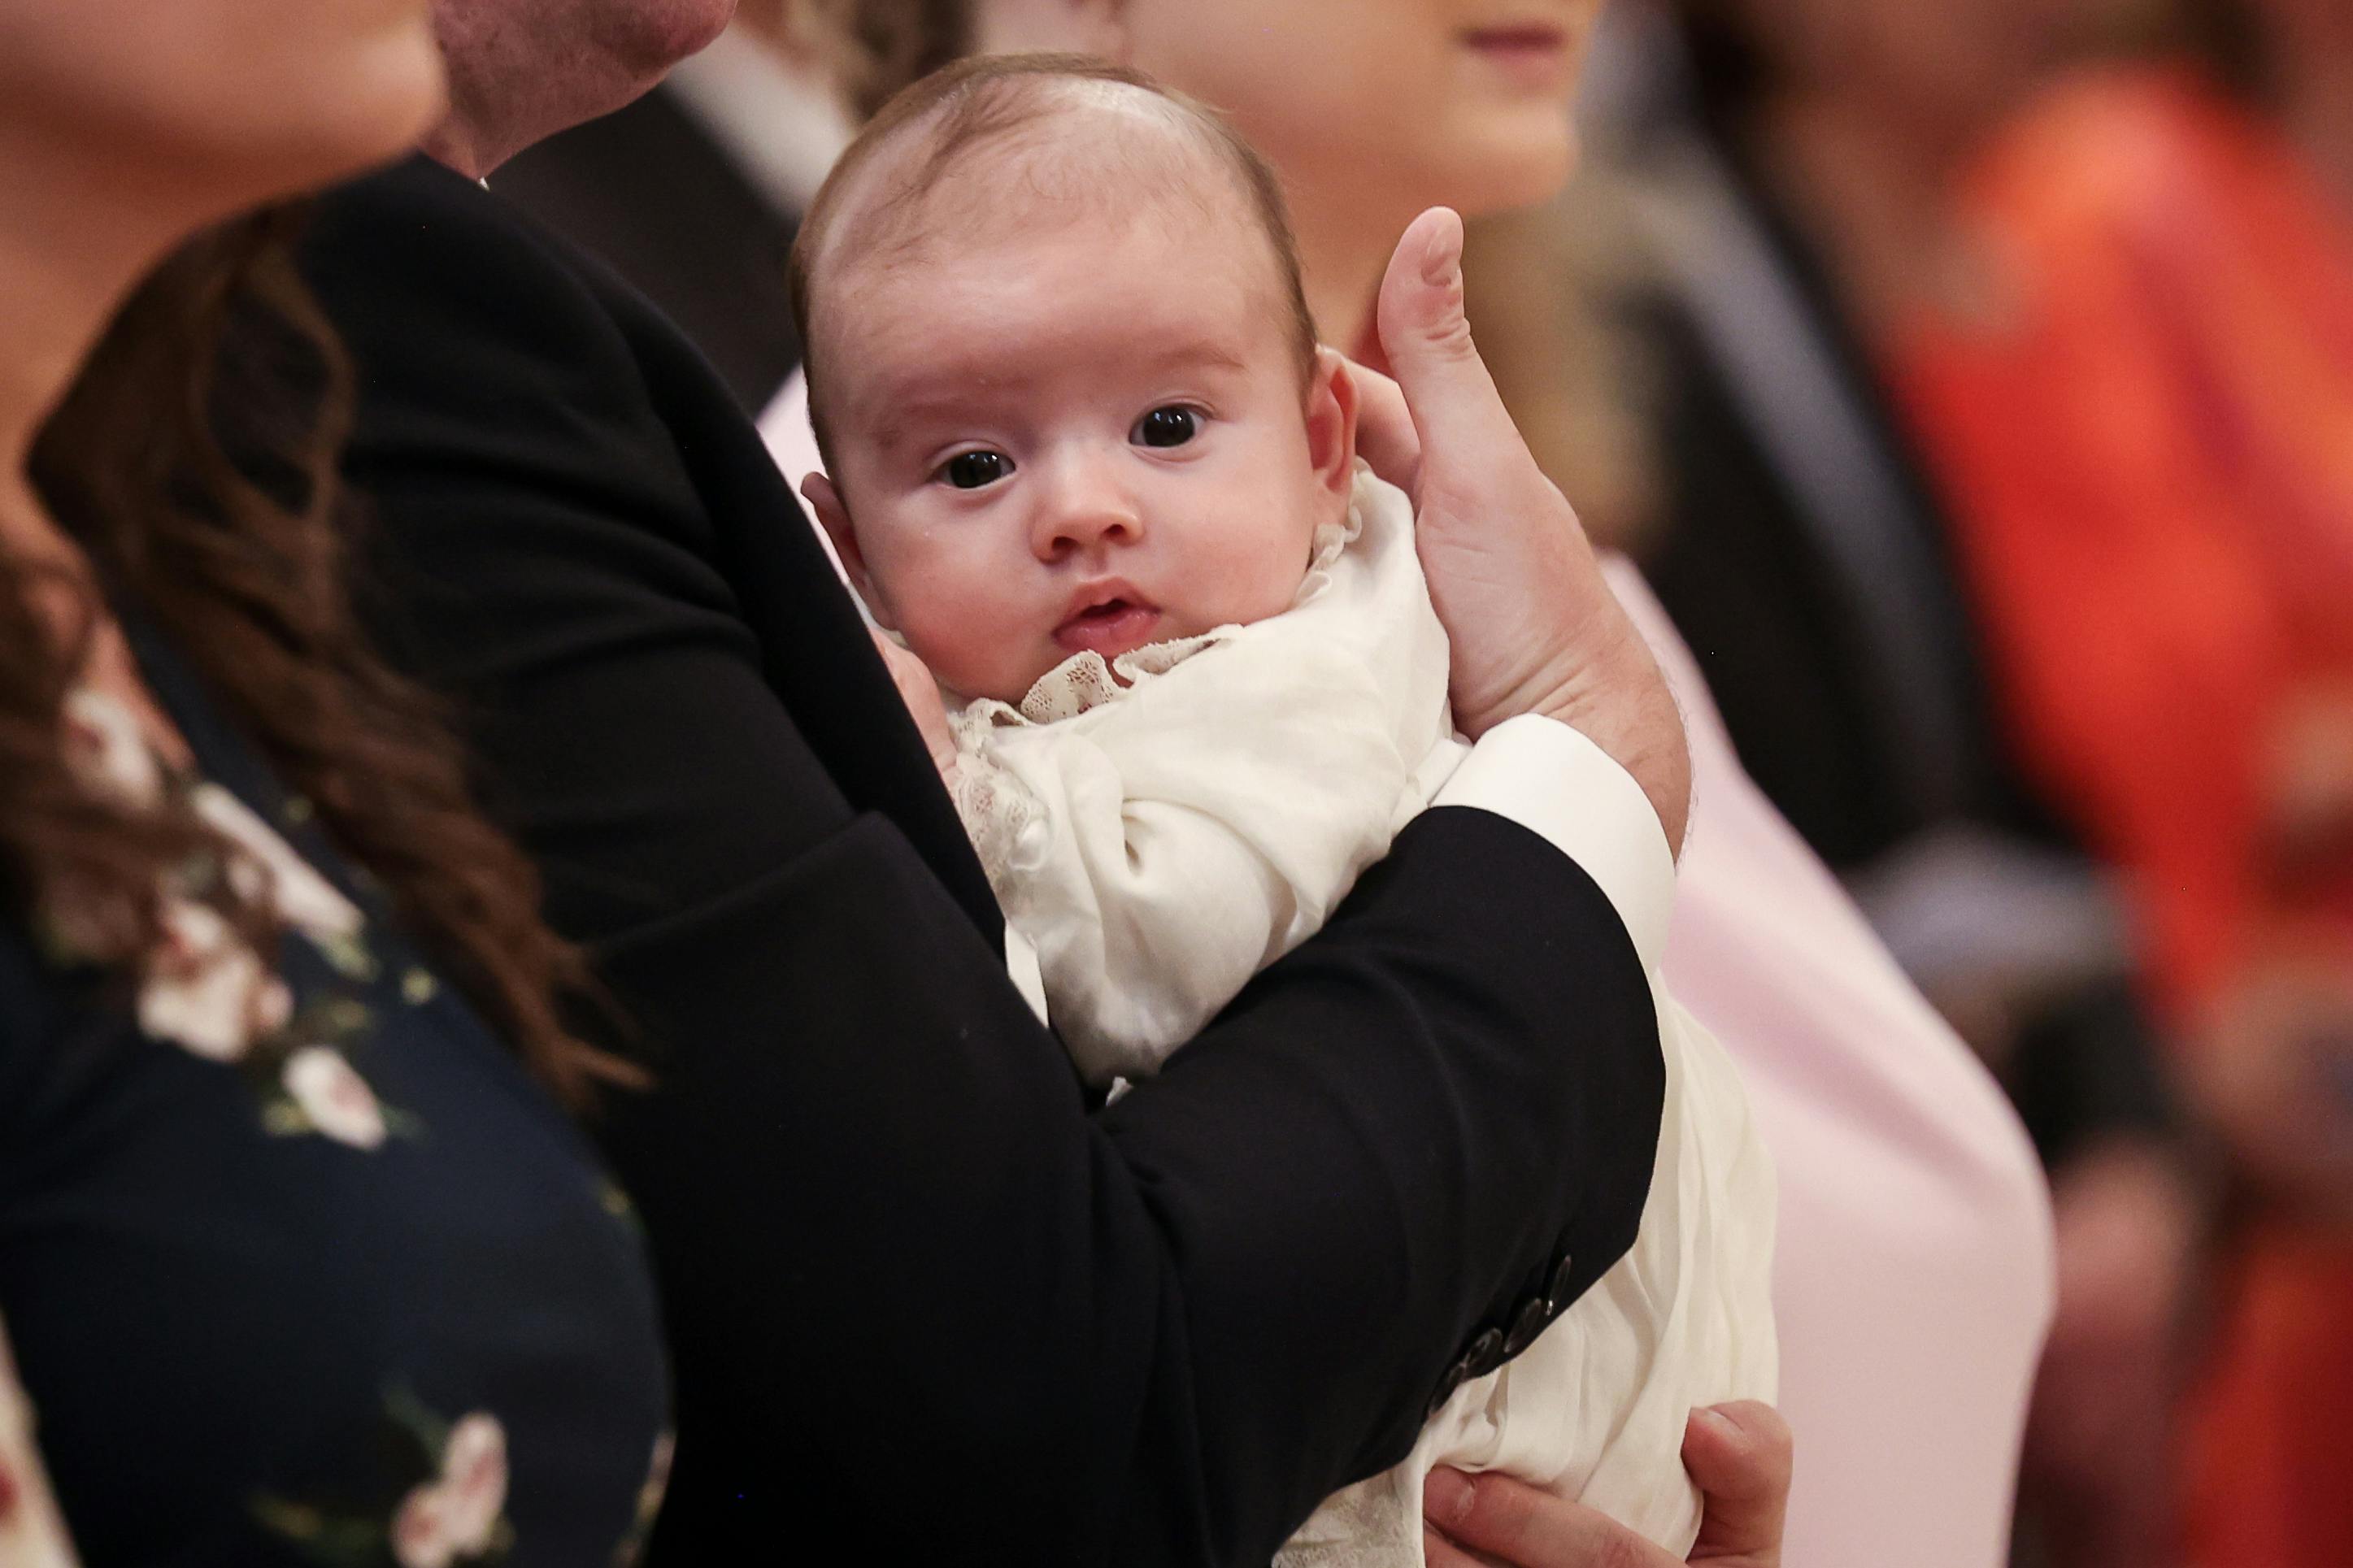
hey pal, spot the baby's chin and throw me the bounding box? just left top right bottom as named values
left=935, top=605, right=1208, bottom=706
left=928, top=654, right=1049, bottom=710
left=949, top=648, right=1133, bottom=710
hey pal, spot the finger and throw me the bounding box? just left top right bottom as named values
left=1346, top=356, right=1421, bottom=496
left=1427, top=1468, right=1681, bottom=1568
left=1373, top=206, right=1520, bottom=484
left=1683, top=1402, right=1793, bottom=1560
left=1424, top=1527, right=1516, bottom=1568
left=867, top=627, right=911, bottom=676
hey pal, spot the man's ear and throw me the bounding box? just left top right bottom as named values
left=1304, top=346, right=1362, bottom=509
left=801, top=471, right=897, bottom=631
left=973, top=0, right=1129, bottom=58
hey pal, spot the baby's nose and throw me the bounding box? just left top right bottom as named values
left=1032, top=455, right=1144, bottom=558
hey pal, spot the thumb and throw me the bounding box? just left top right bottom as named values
left=1683, top=1402, right=1792, bottom=1561
left=1374, top=206, right=1513, bottom=479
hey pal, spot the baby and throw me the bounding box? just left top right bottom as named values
left=789, top=54, right=1776, bottom=1566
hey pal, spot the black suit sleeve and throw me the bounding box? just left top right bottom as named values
left=307, top=162, right=1664, bottom=1567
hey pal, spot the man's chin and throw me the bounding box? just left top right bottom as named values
left=615, top=0, right=738, bottom=75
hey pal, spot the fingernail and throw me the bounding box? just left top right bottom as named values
left=1691, top=1405, right=1740, bottom=1440
left=1420, top=213, right=1462, bottom=288
left=1425, top=1466, right=1474, bottom=1527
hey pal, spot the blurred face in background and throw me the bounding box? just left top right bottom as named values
left=990, top=0, right=1608, bottom=227
left=1700, top=0, right=2069, bottom=130
left=0, top=0, right=446, bottom=211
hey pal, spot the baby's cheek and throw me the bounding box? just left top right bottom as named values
left=895, top=597, right=989, bottom=684
left=894, top=577, right=1032, bottom=698
left=1210, top=510, right=1322, bottom=624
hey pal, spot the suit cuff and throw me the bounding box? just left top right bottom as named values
left=1432, top=715, right=1675, bottom=973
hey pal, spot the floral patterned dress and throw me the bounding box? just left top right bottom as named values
left=0, top=621, right=672, bottom=1566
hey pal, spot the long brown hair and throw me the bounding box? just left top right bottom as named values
left=13, top=206, right=635, bottom=1108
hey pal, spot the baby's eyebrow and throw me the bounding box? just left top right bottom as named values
left=836, top=372, right=980, bottom=441
left=842, top=334, right=1259, bottom=448
left=857, top=392, right=993, bottom=457
left=1140, top=340, right=1252, bottom=375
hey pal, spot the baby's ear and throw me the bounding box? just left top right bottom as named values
left=801, top=471, right=894, bottom=631
left=1305, top=346, right=1361, bottom=506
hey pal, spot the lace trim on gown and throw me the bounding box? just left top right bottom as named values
left=945, top=503, right=1364, bottom=884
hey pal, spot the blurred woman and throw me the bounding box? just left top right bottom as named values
left=765, top=6, right=2057, bottom=1566
left=1889, top=2, right=2353, bottom=1561
left=0, top=2, right=669, bottom=1558
left=1493, top=2, right=2212, bottom=1561
left=1899, top=0, right=2353, bottom=1088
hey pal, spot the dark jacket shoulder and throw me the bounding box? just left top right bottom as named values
left=305, top=157, right=1001, bottom=937
left=489, top=83, right=804, bottom=413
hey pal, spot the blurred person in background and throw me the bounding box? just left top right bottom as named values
left=764, top=7, right=2055, bottom=1567
left=1472, top=1, right=2211, bottom=1561
left=0, top=0, right=674, bottom=1558
left=494, top=3, right=997, bottom=411
left=1889, top=1, right=2353, bottom=1561
left=484, top=0, right=862, bottom=407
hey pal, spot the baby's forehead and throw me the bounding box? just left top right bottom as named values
left=811, top=85, right=1277, bottom=315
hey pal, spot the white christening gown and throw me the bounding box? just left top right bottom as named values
left=946, top=466, right=1777, bottom=1564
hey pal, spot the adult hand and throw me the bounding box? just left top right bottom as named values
left=1422, top=1402, right=1792, bottom=1566
left=1359, top=206, right=1689, bottom=850
left=868, top=628, right=959, bottom=780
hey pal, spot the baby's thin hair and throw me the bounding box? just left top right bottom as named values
left=789, top=53, right=1321, bottom=469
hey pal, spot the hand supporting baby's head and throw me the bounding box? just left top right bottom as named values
left=791, top=54, right=1359, bottom=706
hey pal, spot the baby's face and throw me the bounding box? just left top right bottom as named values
left=809, top=202, right=1355, bottom=704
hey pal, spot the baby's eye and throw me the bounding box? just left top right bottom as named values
left=938, top=450, right=1014, bottom=490
left=1132, top=406, right=1203, bottom=450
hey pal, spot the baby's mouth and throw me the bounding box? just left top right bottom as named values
left=1053, top=596, right=1163, bottom=658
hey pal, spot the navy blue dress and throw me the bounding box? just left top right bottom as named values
left=0, top=620, right=671, bottom=1566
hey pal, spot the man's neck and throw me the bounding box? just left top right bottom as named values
left=419, top=18, right=595, bottom=178
left=419, top=119, right=494, bottom=181
left=422, top=2, right=736, bottom=180
left=419, top=53, right=566, bottom=180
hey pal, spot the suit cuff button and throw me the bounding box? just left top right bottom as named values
left=1503, top=1296, right=1551, bottom=1358
left=1462, top=1327, right=1507, bottom=1381
left=1546, top=1253, right=1579, bottom=1312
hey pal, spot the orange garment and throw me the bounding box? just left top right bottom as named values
left=2180, top=1226, right=2353, bottom=1568
left=1891, top=67, right=2353, bottom=1022
left=1890, top=67, right=2353, bottom=1568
